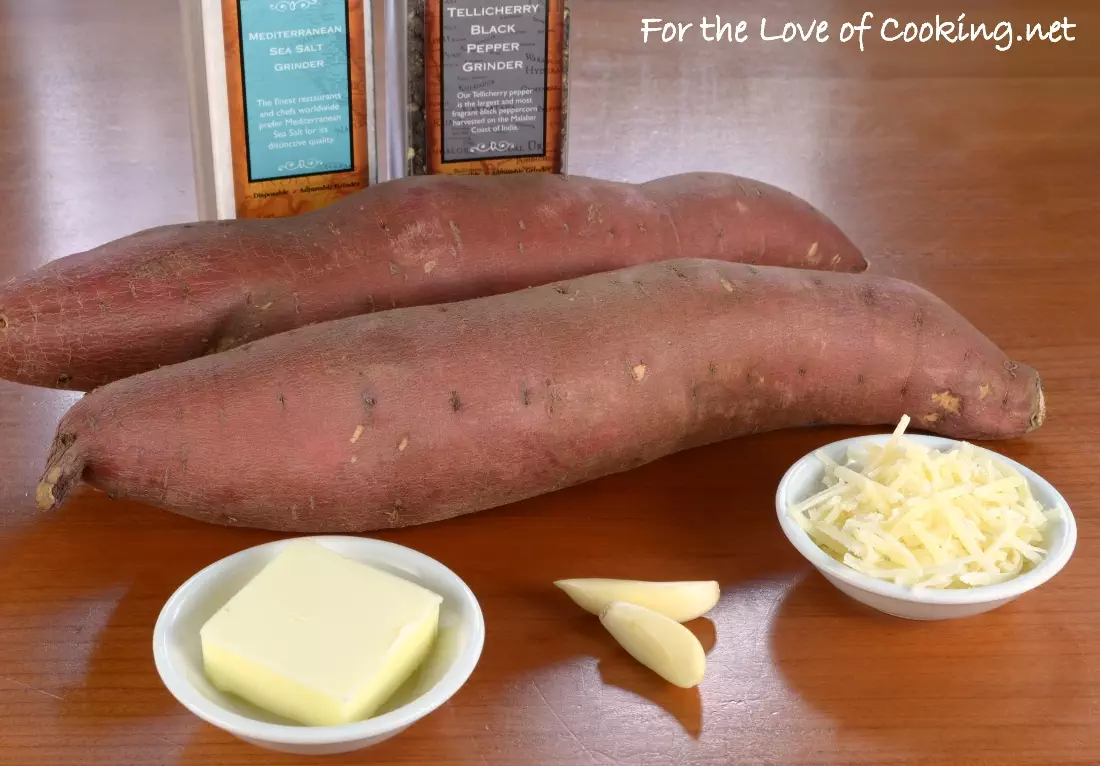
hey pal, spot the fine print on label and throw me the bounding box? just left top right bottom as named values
left=222, top=0, right=372, bottom=218
left=425, top=0, right=567, bottom=175
left=441, top=2, right=547, bottom=162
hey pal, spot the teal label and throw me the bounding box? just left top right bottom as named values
left=237, top=0, right=354, bottom=181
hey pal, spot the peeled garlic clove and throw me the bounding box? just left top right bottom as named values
left=555, top=578, right=719, bottom=622
left=599, top=601, right=706, bottom=688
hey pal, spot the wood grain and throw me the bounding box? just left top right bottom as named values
left=221, top=0, right=373, bottom=218
left=0, top=0, right=1098, bottom=764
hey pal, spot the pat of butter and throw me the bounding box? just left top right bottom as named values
left=199, top=540, right=443, bottom=726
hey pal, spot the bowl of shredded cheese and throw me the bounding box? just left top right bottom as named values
left=776, top=415, right=1076, bottom=620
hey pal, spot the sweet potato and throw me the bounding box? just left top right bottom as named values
left=0, top=172, right=864, bottom=391
left=36, top=259, right=1043, bottom=533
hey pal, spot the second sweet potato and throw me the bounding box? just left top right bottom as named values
left=37, top=259, right=1043, bottom=533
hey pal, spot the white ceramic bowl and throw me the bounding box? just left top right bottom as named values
left=153, top=535, right=485, bottom=755
left=776, top=434, right=1077, bottom=620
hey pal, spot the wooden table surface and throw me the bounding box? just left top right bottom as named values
left=1, top=1, right=1098, bottom=764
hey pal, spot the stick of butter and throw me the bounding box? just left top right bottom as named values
left=200, top=540, right=443, bottom=726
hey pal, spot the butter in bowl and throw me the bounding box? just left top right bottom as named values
left=153, top=536, right=484, bottom=754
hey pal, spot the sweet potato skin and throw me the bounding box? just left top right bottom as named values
left=37, top=259, right=1042, bottom=533
left=0, top=172, right=864, bottom=391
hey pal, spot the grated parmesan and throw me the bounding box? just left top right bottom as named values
left=789, top=415, right=1061, bottom=590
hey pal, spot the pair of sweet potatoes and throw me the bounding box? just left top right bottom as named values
left=19, top=171, right=1043, bottom=532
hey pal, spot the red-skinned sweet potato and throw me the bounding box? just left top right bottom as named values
left=36, top=259, right=1043, bottom=533
left=0, top=172, right=864, bottom=391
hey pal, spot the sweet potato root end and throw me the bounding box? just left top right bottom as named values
left=1029, top=376, right=1046, bottom=432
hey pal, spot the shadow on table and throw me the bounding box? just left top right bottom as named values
left=597, top=617, right=715, bottom=738
left=767, top=571, right=1086, bottom=762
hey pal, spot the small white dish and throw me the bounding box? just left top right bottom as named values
left=776, top=434, right=1077, bottom=620
left=153, top=535, right=485, bottom=754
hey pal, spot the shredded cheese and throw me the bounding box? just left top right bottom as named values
left=789, top=415, right=1061, bottom=590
